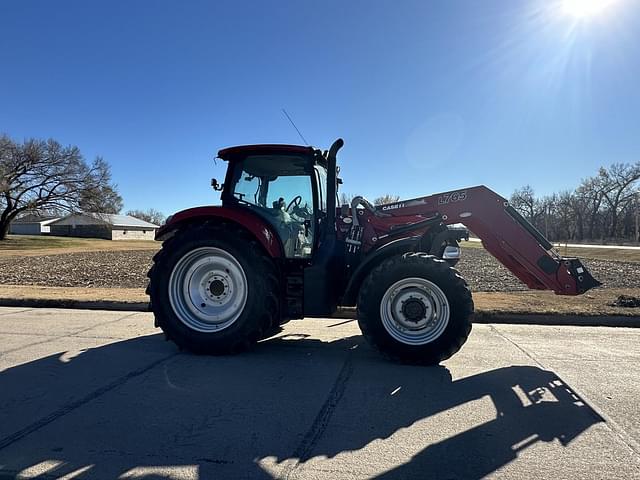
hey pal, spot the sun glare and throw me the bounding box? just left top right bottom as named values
left=563, top=0, right=615, bottom=18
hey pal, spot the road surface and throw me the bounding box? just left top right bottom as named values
left=0, top=307, right=639, bottom=479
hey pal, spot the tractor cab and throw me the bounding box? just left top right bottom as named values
left=217, top=144, right=331, bottom=259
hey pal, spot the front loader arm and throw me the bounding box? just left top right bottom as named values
left=376, top=186, right=600, bottom=295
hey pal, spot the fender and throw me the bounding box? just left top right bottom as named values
left=156, top=205, right=284, bottom=258
left=341, top=237, right=419, bottom=306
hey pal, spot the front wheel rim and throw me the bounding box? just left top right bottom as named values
left=380, top=277, right=450, bottom=345
left=168, top=247, right=248, bottom=333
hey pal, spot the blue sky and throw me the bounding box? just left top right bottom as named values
left=1, top=0, right=639, bottom=215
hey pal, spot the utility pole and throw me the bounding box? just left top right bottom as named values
left=636, top=192, right=640, bottom=242
left=544, top=204, right=549, bottom=239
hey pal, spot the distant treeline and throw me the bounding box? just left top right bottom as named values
left=510, top=161, right=640, bottom=243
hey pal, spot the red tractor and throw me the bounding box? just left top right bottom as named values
left=148, top=139, right=599, bottom=364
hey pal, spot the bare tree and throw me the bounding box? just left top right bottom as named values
left=538, top=195, right=557, bottom=239
left=339, top=192, right=355, bottom=206
left=127, top=208, right=165, bottom=225
left=599, top=163, right=640, bottom=237
left=373, top=194, right=401, bottom=206
left=508, top=162, right=640, bottom=243
left=576, top=175, right=610, bottom=240
left=0, top=134, right=122, bottom=240
left=554, top=191, right=579, bottom=242
left=510, top=185, right=544, bottom=222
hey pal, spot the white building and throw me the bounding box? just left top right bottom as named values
left=49, top=213, right=159, bottom=240
left=9, top=215, right=61, bottom=235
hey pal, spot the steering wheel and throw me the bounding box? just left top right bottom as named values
left=286, top=195, right=303, bottom=212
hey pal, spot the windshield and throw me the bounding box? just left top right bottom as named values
left=230, top=154, right=313, bottom=209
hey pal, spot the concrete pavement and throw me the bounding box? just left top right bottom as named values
left=0, top=307, right=639, bottom=479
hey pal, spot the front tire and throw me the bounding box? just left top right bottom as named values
left=357, top=253, right=473, bottom=365
left=147, top=222, right=279, bottom=354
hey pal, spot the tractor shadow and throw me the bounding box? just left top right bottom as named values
left=0, top=332, right=603, bottom=479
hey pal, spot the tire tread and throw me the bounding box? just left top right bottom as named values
left=147, top=221, right=280, bottom=354
left=357, top=252, right=473, bottom=365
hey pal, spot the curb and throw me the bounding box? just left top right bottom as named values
left=335, top=308, right=640, bottom=327
left=0, top=298, right=150, bottom=312
left=472, top=312, right=640, bottom=328
left=1, top=299, right=639, bottom=327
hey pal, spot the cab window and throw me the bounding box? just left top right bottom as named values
left=314, top=166, right=327, bottom=212
left=229, top=154, right=315, bottom=259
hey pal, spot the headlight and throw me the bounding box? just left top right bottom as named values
left=442, top=246, right=461, bottom=260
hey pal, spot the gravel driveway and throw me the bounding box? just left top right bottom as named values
left=0, top=247, right=638, bottom=292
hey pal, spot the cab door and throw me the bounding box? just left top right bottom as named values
left=226, top=154, right=316, bottom=259
left=262, top=174, right=315, bottom=258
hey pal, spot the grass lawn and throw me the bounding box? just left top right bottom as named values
left=461, top=239, right=640, bottom=263
left=0, top=235, right=160, bottom=257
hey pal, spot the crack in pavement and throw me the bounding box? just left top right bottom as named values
left=278, top=350, right=355, bottom=480
left=0, top=312, right=144, bottom=356
left=0, top=331, right=60, bottom=337
left=0, top=351, right=179, bottom=452
left=0, top=308, right=34, bottom=317
left=0, top=331, right=147, bottom=341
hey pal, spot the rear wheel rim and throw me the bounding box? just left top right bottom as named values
left=168, top=247, right=248, bottom=333
left=379, top=277, right=450, bottom=345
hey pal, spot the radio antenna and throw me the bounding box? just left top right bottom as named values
left=281, top=108, right=309, bottom=145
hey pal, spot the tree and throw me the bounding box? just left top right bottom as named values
left=77, top=157, right=123, bottom=214
left=373, top=194, right=400, bottom=206
left=599, top=163, right=640, bottom=237
left=510, top=185, right=543, bottom=222
left=339, top=192, right=355, bottom=206
left=538, top=194, right=557, bottom=239
left=127, top=208, right=165, bottom=225
left=0, top=135, right=122, bottom=240
left=575, top=176, right=607, bottom=240
left=508, top=162, right=640, bottom=242
left=554, top=191, right=578, bottom=241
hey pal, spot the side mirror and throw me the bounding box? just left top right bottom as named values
left=211, top=178, right=224, bottom=191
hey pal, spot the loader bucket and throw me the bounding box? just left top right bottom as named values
left=561, top=257, right=602, bottom=294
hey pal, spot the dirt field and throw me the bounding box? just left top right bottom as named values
left=1, top=236, right=638, bottom=317
left=0, top=241, right=639, bottom=292
left=463, top=238, right=640, bottom=263
left=0, top=235, right=159, bottom=257
left=456, top=247, right=640, bottom=292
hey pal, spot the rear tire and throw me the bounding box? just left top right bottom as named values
left=147, top=222, right=279, bottom=354
left=357, top=253, right=473, bottom=365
